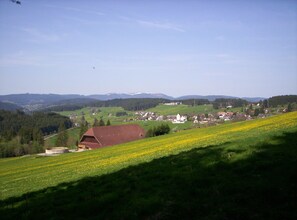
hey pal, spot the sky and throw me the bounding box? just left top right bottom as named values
left=0, top=0, right=296, bottom=98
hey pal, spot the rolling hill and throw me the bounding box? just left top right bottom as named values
left=0, top=93, right=266, bottom=109
left=1, top=112, right=296, bottom=219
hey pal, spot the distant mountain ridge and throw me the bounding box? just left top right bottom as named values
left=0, top=93, right=266, bottom=110
left=0, top=93, right=84, bottom=106
left=177, top=95, right=237, bottom=101
left=88, top=93, right=173, bottom=101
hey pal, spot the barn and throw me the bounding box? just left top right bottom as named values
left=78, top=124, right=146, bottom=150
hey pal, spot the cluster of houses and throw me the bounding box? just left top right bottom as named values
left=163, top=102, right=182, bottom=106
left=135, top=112, right=188, bottom=123
left=135, top=111, right=255, bottom=125
left=69, top=108, right=259, bottom=128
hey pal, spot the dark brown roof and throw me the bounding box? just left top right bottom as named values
left=79, top=124, right=145, bottom=149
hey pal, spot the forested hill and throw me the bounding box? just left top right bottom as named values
left=0, top=94, right=83, bottom=106
left=0, top=110, right=73, bottom=157
left=268, top=95, right=297, bottom=107
left=46, top=98, right=170, bottom=112
left=1, top=93, right=296, bottom=112
left=44, top=96, right=297, bottom=112
left=0, top=110, right=72, bottom=141
left=0, top=93, right=266, bottom=109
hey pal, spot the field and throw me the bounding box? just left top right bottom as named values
left=57, top=106, right=135, bottom=125
left=147, top=104, right=215, bottom=115
left=57, top=106, right=199, bottom=132
left=44, top=127, right=81, bottom=149
left=1, top=112, right=297, bottom=219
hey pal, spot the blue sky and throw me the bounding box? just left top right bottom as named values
left=0, top=0, right=296, bottom=97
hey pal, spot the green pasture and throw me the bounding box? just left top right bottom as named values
left=1, top=112, right=297, bottom=219
left=1, top=112, right=297, bottom=200
left=146, top=104, right=215, bottom=115
left=56, top=105, right=245, bottom=132
left=132, top=120, right=197, bottom=132
left=57, top=106, right=198, bottom=131
left=57, top=107, right=134, bottom=125
left=44, top=127, right=81, bottom=149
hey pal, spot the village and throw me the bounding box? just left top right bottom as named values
left=134, top=103, right=259, bottom=125
left=67, top=102, right=273, bottom=129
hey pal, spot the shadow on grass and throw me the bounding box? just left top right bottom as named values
left=1, top=131, right=297, bottom=220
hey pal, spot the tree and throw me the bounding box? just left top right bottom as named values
left=155, top=124, right=170, bottom=136
left=19, top=127, right=32, bottom=144
left=81, top=116, right=86, bottom=125
left=263, top=99, right=269, bottom=108
left=33, top=128, right=44, bottom=146
left=79, top=121, right=88, bottom=138
left=254, top=108, right=260, bottom=117
left=106, top=119, right=111, bottom=126
left=146, top=124, right=170, bottom=137
left=287, top=103, right=293, bottom=112
left=55, top=123, right=68, bottom=147
left=93, top=118, right=99, bottom=127
left=146, top=128, right=155, bottom=137
left=99, top=118, right=105, bottom=126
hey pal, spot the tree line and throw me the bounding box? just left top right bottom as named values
left=267, top=95, right=297, bottom=107
left=46, top=98, right=170, bottom=112
left=45, top=98, right=211, bottom=112
left=213, top=98, right=248, bottom=109
left=0, top=110, right=72, bottom=157
left=146, top=124, right=171, bottom=137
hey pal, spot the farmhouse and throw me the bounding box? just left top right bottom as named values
left=79, top=124, right=145, bottom=150
left=172, top=114, right=187, bottom=124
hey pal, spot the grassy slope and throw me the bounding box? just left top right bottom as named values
left=57, top=106, right=198, bottom=132
left=55, top=105, right=244, bottom=134
left=44, top=127, right=81, bottom=149
left=1, top=112, right=297, bottom=200
left=147, top=104, right=215, bottom=115
left=57, top=106, right=134, bottom=125
left=0, top=112, right=297, bottom=219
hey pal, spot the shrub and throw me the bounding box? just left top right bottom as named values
left=146, top=124, right=170, bottom=137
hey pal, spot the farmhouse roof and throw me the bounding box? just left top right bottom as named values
left=79, top=124, right=145, bottom=149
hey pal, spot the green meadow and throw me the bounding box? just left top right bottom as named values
left=57, top=106, right=198, bottom=132
left=147, top=104, right=216, bottom=115
left=57, top=106, right=135, bottom=125
left=1, top=112, right=297, bottom=219
left=44, top=127, right=81, bottom=149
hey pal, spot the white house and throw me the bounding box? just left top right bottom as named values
left=173, top=114, right=187, bottom=124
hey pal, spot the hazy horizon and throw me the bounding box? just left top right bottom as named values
left=0, top=91, right=291, bottom=99
left=0, top=0, right=296, bottom=97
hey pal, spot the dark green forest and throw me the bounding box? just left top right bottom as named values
left=47, top=98, right=211, bottom=112
left=46, top=98, right=170, bottom=111
left=268, top=95, right=297, bottom=107
left=0, top=110, right=72, bottom=157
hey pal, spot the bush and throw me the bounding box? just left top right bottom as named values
left=146, top=124, right=170, bottom=137
left=116, top=112, right=128, bottom=117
